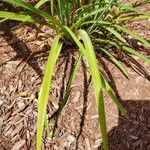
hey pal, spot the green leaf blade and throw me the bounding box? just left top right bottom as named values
left=37, top=35, right=62, bottom=150
left=63, top=26, right=108, bottom=150
left=115, top=25, right=150, bottom=48
left=0, top=11, right=37, bottom=23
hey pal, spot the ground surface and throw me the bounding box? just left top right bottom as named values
left=0, top=1, right=150, bottom=150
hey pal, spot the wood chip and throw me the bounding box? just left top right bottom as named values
left=0, top=100, right=3, bottom=107
left=0, top=118, right=3, bottom=135
left=12, top=139, right=26, bottom=150
left=11, top=134, right=20, bottom=143
left=85, top=138, right=91, bottom=150
left=72, top=92, right=81, bottom=103
left=11, top=123, right=23, bottom=137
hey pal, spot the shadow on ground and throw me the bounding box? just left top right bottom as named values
left=100, top=100, right=150, bottom=150
left=0, top=24, right=44, bottom=77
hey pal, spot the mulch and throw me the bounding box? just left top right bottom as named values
left=0, top=1, right=150, bottom=150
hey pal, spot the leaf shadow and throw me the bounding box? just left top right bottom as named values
left=0, top=23, right=43, bottom=77
left=99, top=99, right=150, bottom=150
left=75, top=59, right=92, bottom=150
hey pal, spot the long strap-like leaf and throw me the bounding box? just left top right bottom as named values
left=63, top=26, right=108, bottom=150
left=0, top=11, right=39, bottom=23
left=37, top=35, right=62, bottom=150
left=2, top=0, right=61, bottom=28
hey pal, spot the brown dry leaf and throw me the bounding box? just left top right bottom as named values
left=12, top=139, right=26, bottom=150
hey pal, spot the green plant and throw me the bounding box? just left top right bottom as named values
left=0, top=0, right=150, bottom=149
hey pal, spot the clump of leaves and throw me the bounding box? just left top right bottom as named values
left=0, top=0, right=150, bottom=150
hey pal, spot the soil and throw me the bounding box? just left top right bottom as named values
left=0, top=1, right=150, bottom=150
